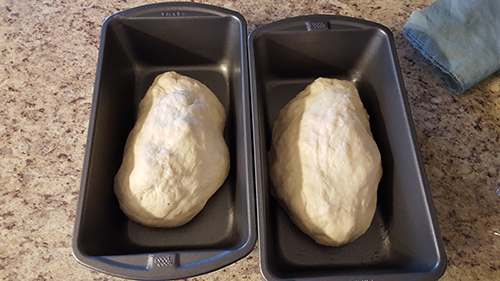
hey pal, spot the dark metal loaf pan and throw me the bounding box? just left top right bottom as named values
left=249, top=15, right=447, bottom=281
left=72, top=3, right=256, bottom=280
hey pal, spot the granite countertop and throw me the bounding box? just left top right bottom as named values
left=0, top=0, right=499, bottom=280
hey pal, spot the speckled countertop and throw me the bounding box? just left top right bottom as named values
left=0, top=0, right=499, bottom=280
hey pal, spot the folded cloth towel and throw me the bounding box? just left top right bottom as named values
left=403, top=0, right=500, bottom=94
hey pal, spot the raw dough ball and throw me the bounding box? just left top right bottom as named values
left=270, top=78, right=382, bottom=246
left=114, top=72, right=229, bottom=227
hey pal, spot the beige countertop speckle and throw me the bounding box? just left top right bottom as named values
left=0, top=0, right=499, bottom=280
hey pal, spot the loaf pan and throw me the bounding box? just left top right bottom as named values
left=72, top=3, right=256, bottom=280
left=249, top=15, right=447, bottom=281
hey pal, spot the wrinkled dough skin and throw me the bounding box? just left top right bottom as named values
left=114, top=72, right=229, bottom=228
left=270, top=78, right=382, bottom=246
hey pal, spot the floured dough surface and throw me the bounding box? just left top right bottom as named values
left=270, top=78, right=382, bottom=246
left=114, top=72, right=229, bottom=227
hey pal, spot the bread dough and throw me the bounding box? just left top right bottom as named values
left=270, top=78, right=382, bottom=246
left=114, top=72, right=229, bottom=227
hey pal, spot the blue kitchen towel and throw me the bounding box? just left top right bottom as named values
left=403, top=0, right=500, bottom=94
